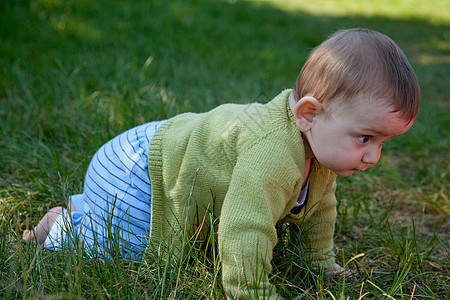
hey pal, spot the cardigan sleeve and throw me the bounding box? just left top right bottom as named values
left=217, top=140, right=301, bottom=300
left=299, top=177, right=339, bottom=269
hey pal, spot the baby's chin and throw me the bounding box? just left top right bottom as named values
left=333, top=169, right=355, bottom=177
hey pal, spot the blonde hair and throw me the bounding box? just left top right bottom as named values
left=293, top=28, right=420, bottom=123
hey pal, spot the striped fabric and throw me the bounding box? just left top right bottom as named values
left=44, top=120, right=166, bottom=259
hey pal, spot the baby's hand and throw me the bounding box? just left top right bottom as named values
left=326, top=264, right=358, bottom=280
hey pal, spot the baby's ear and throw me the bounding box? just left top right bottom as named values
left=292, top=96, right=322, bottom=132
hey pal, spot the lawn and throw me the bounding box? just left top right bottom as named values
left=0, top=0, right=449, bottom=298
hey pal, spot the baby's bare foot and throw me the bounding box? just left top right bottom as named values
left=22, top=229, right=35, bottom=243
left=22, top=206, right=64, bottom=245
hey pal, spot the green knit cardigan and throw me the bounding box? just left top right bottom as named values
left=147, top=90, right=338, bottom=299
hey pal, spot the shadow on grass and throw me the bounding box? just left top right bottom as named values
left=1, top=0, right=448, bottom=105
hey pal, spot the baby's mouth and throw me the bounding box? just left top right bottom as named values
left=357, top=164, right=370, bottom=171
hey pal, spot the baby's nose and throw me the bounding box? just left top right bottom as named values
left=362, top=146, right=381, bottom=165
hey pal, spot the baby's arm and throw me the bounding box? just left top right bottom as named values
left=301, top=181, right=357, bottom=278
left=298, top=179, right=339, bottom=269
left=298, top=179, right=357, bottom=277
left=218, top=192, right=281, bottom=299
left=218, top=153, right=298, bottom=299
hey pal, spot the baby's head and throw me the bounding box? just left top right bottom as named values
left=292, top=28, right=420, bottom=124
left=290, top=28, right=420, bottom=176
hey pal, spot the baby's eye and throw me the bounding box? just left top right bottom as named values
left=357, top=135, right=372, bottom=144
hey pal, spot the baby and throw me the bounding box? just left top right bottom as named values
left=24, top=28, right=420, bottom=299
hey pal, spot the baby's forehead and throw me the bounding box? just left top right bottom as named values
left=338, top=100, right=413, bottom=136
left=325, top=93, right=398, bottom=111
left=321, top=94, right=374, bottom=113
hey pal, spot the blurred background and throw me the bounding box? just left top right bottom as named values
left=0, top=0, right=448, bottom=298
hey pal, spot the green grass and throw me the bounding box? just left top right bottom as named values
left=1, top=0, right=449, bottom=298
